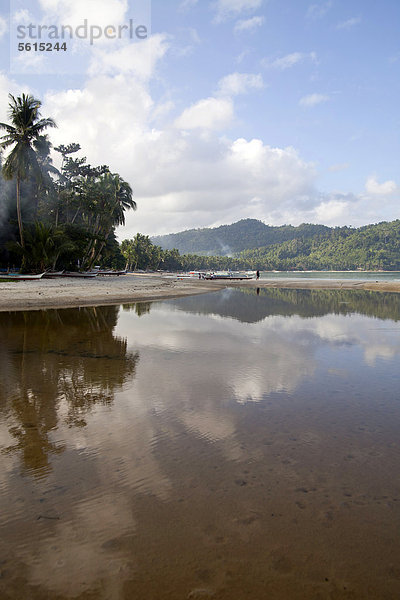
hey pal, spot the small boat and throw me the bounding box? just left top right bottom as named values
left=0, top=272, right=46, bottom=280
left=62, top=271, right=98, bottom=278
left=90, top=269, right=127, bottom=276
left=43, top=270, right=64, bottom=278
left=176, top=271, right=206, bottom=280
left=203, top=271, right=255, bottom=280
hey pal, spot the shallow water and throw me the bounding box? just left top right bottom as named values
left=1, top=288, right=400, bottom=599
left=260, top=270, right=400, bottom=281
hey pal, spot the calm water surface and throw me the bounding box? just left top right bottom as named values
left=260, top=270, right=400, bottom=281
left=1, top=288, right=400, bottom=599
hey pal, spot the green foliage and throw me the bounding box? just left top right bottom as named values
left=149, top=219, right=400, bottom=272
left=152, top=219, right=330, bottom=255
left=8, top=222, right=76, bottom=272
left=0, top=94, right=57, bottom=248
left=0, top=93, right=136, bottom=272
left=121, top=234, right=162, bottom=270
left=235, top=220, right=400, bottom=270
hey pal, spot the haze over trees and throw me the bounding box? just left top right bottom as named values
left=152, top=219, right=331, bottom=256
left=0, top=93, right=136, bottom=272
left=125, top=219, right=400, bottom=272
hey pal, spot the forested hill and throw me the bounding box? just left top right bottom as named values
left=152, top=219, right=330, bottom=256
left=123, top=219, right=400, bottom=271
left=235, top=219, right=400, bottom=271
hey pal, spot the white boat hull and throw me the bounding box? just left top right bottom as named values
left=1, top=272, right=46, bottom=280
left=62, top=272, right=98, bottom=278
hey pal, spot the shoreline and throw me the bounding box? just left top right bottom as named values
left=0, top=274, right=400, bottom=312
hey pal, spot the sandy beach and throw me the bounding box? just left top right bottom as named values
left=0, top=273, right=400, bottom=312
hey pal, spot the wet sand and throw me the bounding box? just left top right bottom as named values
left=0, top=273, right=400, bottom=312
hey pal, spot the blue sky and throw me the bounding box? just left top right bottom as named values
left=0, top=0, right=399, bottom=236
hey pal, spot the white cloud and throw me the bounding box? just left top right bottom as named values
left=306, top=1, right=332, bottom=20
left=33, top=18, right=396, bottom=238
left=126, top=135, right=318, bottom=235
left=234, top=15, right=265, bottom=33
left=0, top=72, right=25, bottom=123
left=336, top=17, right=361, bottom=30
left=314, top=197, right=351, bottom=224
left=299, top=93, right=329, bottom=107
left=213, top=0, right=263, bottom=23
left=36, top=0, right=147, bottom=54
left=329, top=163, right=350, bottom=172
left=0, top=15, right=8, bottom=39
left=11, top=52, right=48, bottom=74
left=39, top=39, right=328, bottom=237
left=170, top=27, right=201, bottom=58
left=179, top=0, right=199, bottom=10
left=87, top=33, right=168, bottom=80
left=264, top=51, right=317, bottom=70
left=365, top=176, right=397, bottom=196
left=174, top=97, right=234, bottom=130
left=236, top=49, right=252, bottom=64
left=308, top=181, right=400, bottom=227
left=12, top=9, right=33, bottom=24
left=217, top=72, right=264, bottom=96
left=38, top=0, right=129, bottom=28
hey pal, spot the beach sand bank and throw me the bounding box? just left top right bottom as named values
left=0, top=274, right=399, bottom=312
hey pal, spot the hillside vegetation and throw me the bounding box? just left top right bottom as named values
left=127, top=219, right=400, bottom=272
left=236, top=220, right=400, bottom=270
left=152, top=219, right=330, bottom=255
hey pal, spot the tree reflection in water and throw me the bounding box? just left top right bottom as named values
left=0, top=305, right=139, bottom=477
left=122, top=302, right=152, bottom=317
left=168, top=286, right=400, bottom=323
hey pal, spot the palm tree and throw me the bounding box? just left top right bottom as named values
left=0, top=93, right=56, bottom=247
left=33, top=135, right=60, bottom=219
left=82, top=173, right=136, bottom=269
left=10, top=222, right=75, bottom=272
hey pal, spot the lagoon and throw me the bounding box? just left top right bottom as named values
left=1, top=288, right=400, bottom=599
left=260, top=270, right=400, bottom=281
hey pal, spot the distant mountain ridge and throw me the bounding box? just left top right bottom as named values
left=152, top=219, right=331, bottom=256
left=151, top=218, right=400, bottom=270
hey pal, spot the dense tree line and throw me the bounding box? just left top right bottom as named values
left=0, top=94, right=136, bottom=272
left=121, top=234, right=183, bottom=271
left=236, top=220, right=400, bottom=270
left=123, top=220, right=400, bottom=272
left=150, top=218, right=400, bottom=271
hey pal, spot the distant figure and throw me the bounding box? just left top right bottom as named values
left=256, top=270, right=260, bottom=280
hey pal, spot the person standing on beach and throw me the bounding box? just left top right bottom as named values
left=256, top=270, right=260, bottom=280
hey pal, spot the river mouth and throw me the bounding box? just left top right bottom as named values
left=1, top=288, right=400, bottom=599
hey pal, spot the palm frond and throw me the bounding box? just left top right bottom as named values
left=0, top=122, right=17, bottom=133
left=31, top=118, right=57, bottom=134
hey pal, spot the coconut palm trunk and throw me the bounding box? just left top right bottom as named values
left=16, top=174, right=24, bottom=247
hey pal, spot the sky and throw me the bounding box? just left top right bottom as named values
left=0, top=0, right=399, bottom=238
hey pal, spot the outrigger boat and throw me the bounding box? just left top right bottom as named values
left=43, top=270, right=64, bottom=278
left=89, top=268, right=127, bottom=276
left=62, top=271, right=98, bottom=278
left=176, top=270, right=256, bottom=280
left=203, top=271, right=256, bottom=280
left=176, top=271, right=206, bottom=280
left=0, top=272, right=46, bottom=280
